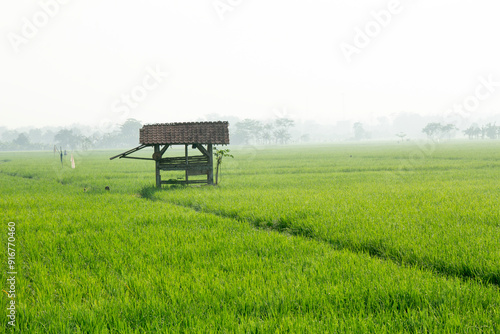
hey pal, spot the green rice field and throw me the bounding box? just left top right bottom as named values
left=1, top=141, right=500, bottom=333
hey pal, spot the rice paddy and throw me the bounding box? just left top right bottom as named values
left=1, top=141, right=499, bottom=333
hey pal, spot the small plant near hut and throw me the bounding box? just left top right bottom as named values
left=214, top=147, right=233, bottom=185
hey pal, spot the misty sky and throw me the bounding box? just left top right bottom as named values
left=1, top=0, right=499, bottom=130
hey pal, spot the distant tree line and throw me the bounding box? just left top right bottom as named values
left=421, top=122, right=500, bottom=141
left=0, top=119, right=142, bottom=151
left=0, top=117, right=298, bottom=151
left=462, top=123, right=500, bottom=140
left=231, top=118, right=295, bottom=145
left=4, top=117, right=500, bottom=151
left=421, top=123, right=458, bottom=140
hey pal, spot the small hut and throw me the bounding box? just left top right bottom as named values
left=110, top=121, right=229, bottom=187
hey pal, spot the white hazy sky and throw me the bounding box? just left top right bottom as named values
left=1, top=0, right=499, bottom=130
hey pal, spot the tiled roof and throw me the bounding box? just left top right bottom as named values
left=139, top=121, right=230, bottom=145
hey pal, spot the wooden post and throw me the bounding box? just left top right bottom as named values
left=154, top=144, right=161, bottom=188
left=207, top=144, right=214, bottom=185
left=185, top=144, right=189, bottom=185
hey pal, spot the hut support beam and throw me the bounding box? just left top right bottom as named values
left=208, top=144, right=214, bottom=185
left=194, top=144, right=214, bottom=185
left=154, top=144, right=161, bottom=188
left=109, top=144, right=149, bottom=160
left=195, top=144, right=210, bottom=158
left=185, top=145, right=189, bottom=185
